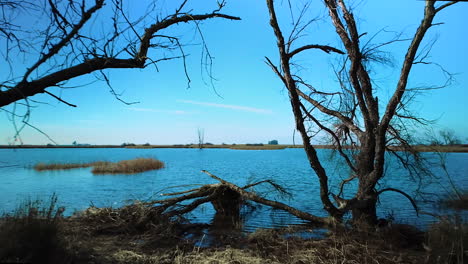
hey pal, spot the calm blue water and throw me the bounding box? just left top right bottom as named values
left=0, top=148, right=466, bottom=231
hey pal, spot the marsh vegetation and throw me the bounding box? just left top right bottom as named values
left=33, top=158, right=164, bottom=174
left=1, top=196, right=466, bottom=264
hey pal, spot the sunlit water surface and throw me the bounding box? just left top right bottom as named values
left=0, top=148, right=466, bottom=232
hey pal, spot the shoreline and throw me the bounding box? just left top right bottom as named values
left=1, top=144, right=468, bottom=152
left=1, top=201, right=464, bottom=263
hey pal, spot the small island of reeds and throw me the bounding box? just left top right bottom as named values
left=33, top=158, right=164, bottom=175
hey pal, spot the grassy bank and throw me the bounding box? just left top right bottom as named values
left=1, top=198, right=466, bottom=264
left=229, top=144, right=290, bottom=150
left=33, top=158, right=164, bottom=174
left=126, top=144, right=300, bottom=150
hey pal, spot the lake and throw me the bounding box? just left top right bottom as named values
left=0, top=148, right=466, bottom=231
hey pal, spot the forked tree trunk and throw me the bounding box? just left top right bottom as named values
left=265, top=0, right=456, bottom=230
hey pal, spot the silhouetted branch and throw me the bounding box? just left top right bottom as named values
left=0, top=1, right=240, bottom=108
left=288, top=44, right=344, bottom=58
left=377, top=188, right=419, bottom=216
left=44, top=91, right=77, bottom=107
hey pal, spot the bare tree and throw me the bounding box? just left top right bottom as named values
left=197, top=128, right=205, bottom=149
left=0, top=0, right=240, bottom=142
left=438, top=129, right=461, bottom=145
left=265, top=0, right=459, bottom=226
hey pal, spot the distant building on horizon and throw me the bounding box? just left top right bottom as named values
left=268, top=140, right=278, bottom=145
left=72, top=141, right=91, bottom=147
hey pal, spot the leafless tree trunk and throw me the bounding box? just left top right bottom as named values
left=198, top=128, right=205, bottom=149
left=266, top=0, right=458, bottom=226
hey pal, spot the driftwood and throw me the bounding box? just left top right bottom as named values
left=144, top=170, right=334, bottom=226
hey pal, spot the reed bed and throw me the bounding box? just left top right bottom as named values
left=92, top=158, right=164, bottom=174
left=34, top=161, right=110, bottom=171
left=33, top=158, right=164, bottom=174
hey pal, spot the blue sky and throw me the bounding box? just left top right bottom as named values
left=1, top=0, right=467, bottom=145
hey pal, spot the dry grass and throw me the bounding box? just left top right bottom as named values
left=4, top=197, right=467, bottom=264
left=240, top=227, right=427, bottom=264
left=229, top=145, right=289, bottom=150
left=0, top=195, right=78, bottom=264
left=33, top=158, right=164, bottom=174
left=425, top=216, right=468, bottom=263
left=91, top=158, right=164, bottom=174
left=34, top=162, right=96, bottom=171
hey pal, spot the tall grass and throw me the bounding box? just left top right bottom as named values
left=33, top=158, right=164, bottom=174
left=425, top=215, right=467, bottom=263
left=91, top=158, right=164, bottom=174
left=34, top=162, right=94, bottom=171
left=0, top=194, right=71, bottom=263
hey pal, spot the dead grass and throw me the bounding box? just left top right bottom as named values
left=241, top=227, right=426, bottom=264
left=34, top=162, right=96, bottom=171
left=2, top=198, right=466, bottom=264
left=91, top=158, right=164, bottom=174
left=229, top=145, right=288, bottom=150
left=0, top=194, right=79, bottom=264
left=425, top=216, right=467, bottom=263
left=33, top=158, right=164, bottom=174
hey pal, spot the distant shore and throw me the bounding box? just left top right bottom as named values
left=1, top=144, right=468, bottom=152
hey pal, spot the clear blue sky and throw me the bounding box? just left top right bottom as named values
left=1, top=0, right=467, bottom=145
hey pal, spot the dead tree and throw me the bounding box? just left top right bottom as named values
left=148, top=170, right=334, bottom=226
left=265, top=0, right=458, bottom=226
left=197, top=128, right=205, bottom=149
left=0, top=0, right=240, bottom=142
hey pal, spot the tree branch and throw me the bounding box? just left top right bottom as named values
left=288, top=44, right=344, bottom=58
left=0, top=10, right=241, bottom=107
left=299, top=102, right=357, bottom=172
left=22, top=0, right=104, bottom=83
left=44, top=91, right=77, bottom=107
left=296, top=89, right=362, bottom=136
left=380, top=1, right=453, bottom=131
left=377, top=187, right=419, bottom=216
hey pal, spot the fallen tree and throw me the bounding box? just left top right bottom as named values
left=79, top=170, right=419, bottom=238
left=139, top=170, right=420, bottom=230
left=141, top=170, right=334, bottom=226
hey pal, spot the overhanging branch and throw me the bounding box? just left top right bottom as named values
left=0, top=6, right=241, bottom=107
